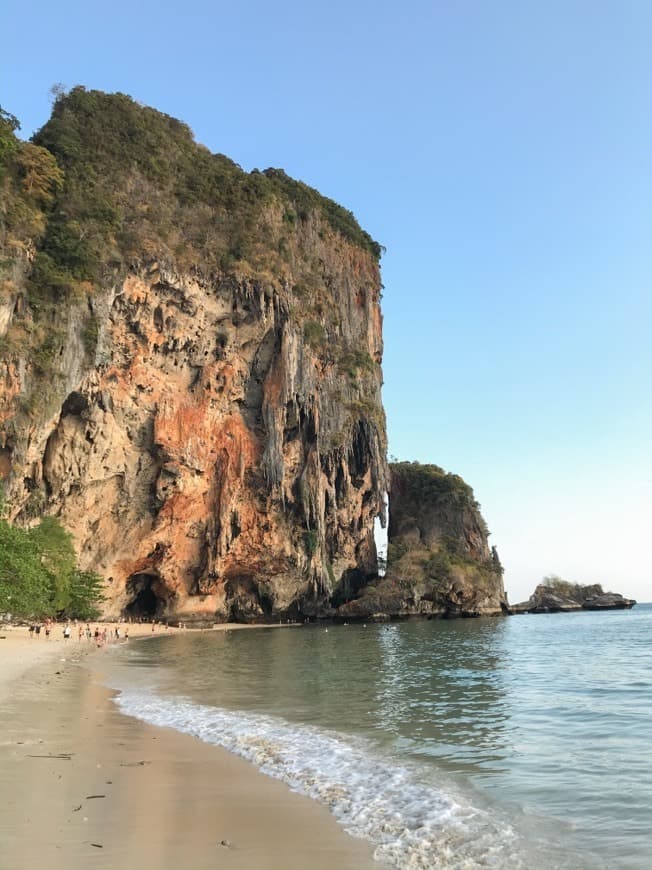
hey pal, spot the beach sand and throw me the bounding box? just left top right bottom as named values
left=0, top=626, right=377, bottom=869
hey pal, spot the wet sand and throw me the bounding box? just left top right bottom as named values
left=0, top=627, right=377, bottom=869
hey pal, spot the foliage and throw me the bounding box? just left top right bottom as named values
left=0, top=107, right=20, bottom=176
left=28, top=86, right=381, bottom=304
left=339, top=349, right=376, bottom=379
left=387, top=540, right=408, bottom=566
left=1, top=109, right=62, bottom=250
left=389, top=461, right=484, bottom=528
left=423, top=550, right=453, bottom=583
left=385, top=461, right=502, bottom=596
left=303, top=320, right=326, bottom=348
left=1, top=89, right=383, bottom=420
left=62, top=570, right=104, bottom=620
left=390, top=460, right=473, bottom=501
left=28, top=516, right=76, bottom=611
left=541, top=575, right=603, bottom=601
left=304, top=528, right=319, bottom=557
left=491, top=545, right=503, bottom=575
left=0, top=514, right=104, bottom=619
left=261, top=168, right=382, bottom=259
left=81, top=311, right=99, bottom=357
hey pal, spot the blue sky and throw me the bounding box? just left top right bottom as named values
left=3, top=0, right=651, bottom=602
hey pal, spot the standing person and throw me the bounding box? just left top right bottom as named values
left=44, top=621, right=51, bottom=641
left=35, top=624, right=41, bottom=639
left=63, top=623, right=71, bottom=640
left=78, top=625, right=83, bottom=642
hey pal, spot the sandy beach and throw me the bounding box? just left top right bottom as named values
left=0, top=625, right=377, bottom=869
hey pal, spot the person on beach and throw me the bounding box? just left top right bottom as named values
left=28, top=624, right=35, bottom=638
left=78, top=625, right=83, bottom=641
left=35, top=624, right=41, bottom=639
left=45, top=621, right=51, bottom=640
left=63, top=623, right=71, bottom=640
left=124, top=627, right=129, bottom=640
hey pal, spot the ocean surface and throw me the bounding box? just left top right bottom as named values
left=107, top=604, right=652, bottom=869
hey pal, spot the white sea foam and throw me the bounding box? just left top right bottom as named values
left=114, top=688, right=536, bottom=869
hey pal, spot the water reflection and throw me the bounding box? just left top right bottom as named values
left=117, top=618, right=512, bottom=777
left=375, top=620, right=510, bottom=773
left=110, top=608, right=652, bottom=868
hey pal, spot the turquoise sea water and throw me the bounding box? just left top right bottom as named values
left=108, top=604, right=652, bottom=868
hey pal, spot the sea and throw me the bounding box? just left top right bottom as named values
left=106, top=604, right=652, bottom=869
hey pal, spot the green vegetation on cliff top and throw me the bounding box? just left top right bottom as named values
left=0, top=106, right=63, bottom=258
left=389, top=461, right=481, bottom=510
left=2, top=88, right=381, bottom=304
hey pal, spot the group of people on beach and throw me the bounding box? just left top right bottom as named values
left=28, top=620, right=129, bottom=646
left=27, top=618, right=56, bottom=640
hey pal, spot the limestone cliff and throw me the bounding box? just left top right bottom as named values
left=338, top=462, right=507, bottom=619
left=0, top=89, right=387, bottom=622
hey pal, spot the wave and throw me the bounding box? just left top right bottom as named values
left=113, top=687, right=589, bottom=869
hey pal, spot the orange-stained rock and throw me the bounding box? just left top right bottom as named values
left=1, top=254, right=388, bottom=622
left=0, top=90, right=392, bottom=622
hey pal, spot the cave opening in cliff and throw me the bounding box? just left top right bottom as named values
left=124, top=573, right=165, bottom=619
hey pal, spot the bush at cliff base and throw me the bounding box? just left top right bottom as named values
left=0, top=515, right=103, bottom=620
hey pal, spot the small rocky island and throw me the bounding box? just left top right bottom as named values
left=336, top=462, right=508, bottom=621
left=511, top=577, right=636, bottom=614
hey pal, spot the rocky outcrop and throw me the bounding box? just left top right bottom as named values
left=336, top=462, right=507, bottom=620
left=0, top=89, right=387, bottom=622
left=513, top=580, right=636, bottom=614
left=1, top=90, right=509, bottom=626
left=582, top=592, right=636, bottom=610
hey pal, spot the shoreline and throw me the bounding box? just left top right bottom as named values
left=0, top=628, right=377, bottom=869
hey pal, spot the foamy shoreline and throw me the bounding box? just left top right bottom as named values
left=0, top=623, right=376, bottom=869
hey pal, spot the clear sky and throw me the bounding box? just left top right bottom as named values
left=3, top=1, right=651, bottom=603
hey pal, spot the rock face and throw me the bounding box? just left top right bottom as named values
left=0, top=89, right=388, bottom=622
left=513, top=580, right=636, bottom=614
left=337, top=462, right=507, bottom=620
left=0, top=90, right=509, bottom=625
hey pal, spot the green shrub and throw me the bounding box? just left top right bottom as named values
left=304, top=529, right=319, bottom=557
left=424, top=551, right=452, bottom=584
left=303, top=320, right=325, bottom=348
left=387, top=540, right=408, bottom=566
left=339, top=349, right=376, bottom=379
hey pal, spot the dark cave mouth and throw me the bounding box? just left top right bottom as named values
left=124, top=573, right=166, bottom=619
